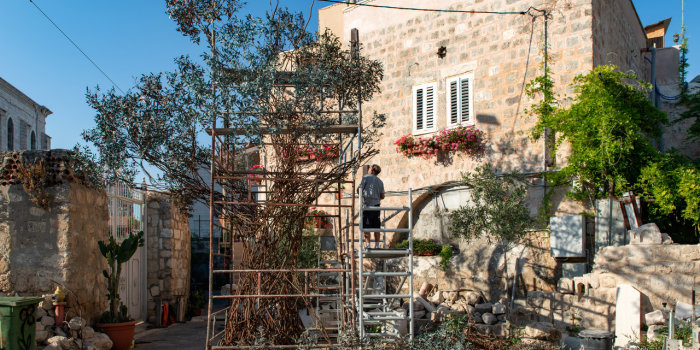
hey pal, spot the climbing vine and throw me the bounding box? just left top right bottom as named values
left=16, top=159, right=53, bottom=210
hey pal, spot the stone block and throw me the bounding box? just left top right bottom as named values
left=675, top=301, right=694, bottom=320
left=474, top=302, right=493, bottom=313
left=84, top=332, right=113, bottom=350
left=557, top=278, right=574, bottom=294
left=40, top=316, right=55, bottom=327
left=492, top=303, right=506, bottom=315
left=644, top=310, right=667, bottom=326
left=482, top=312, right=497, bottom=325
left=647, top=324, right=664, bottom=341
left=415, top=296, right=436, bottom=312
left=629, top=223, right=663, bottom=245
left=524, top=321, right=561, bottom=341
left=464, top=291, right=482, bottom=305
left=614, top=284, right=641, bottom=349
left=428, top=290, right=444, bottom=304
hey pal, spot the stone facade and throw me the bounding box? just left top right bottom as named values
left=519, top=243, right=700, bottom=332
left=0, top=151, right=108, bottom=324
left=318, top=0, right=696, bottom=312
left=146, top=192, right=191, bottom=323
left=0, top=77, right=51, bottom=151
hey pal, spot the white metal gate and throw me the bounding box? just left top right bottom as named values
left=107, top=180, right=147, bottom=321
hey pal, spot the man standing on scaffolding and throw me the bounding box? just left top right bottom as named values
left=359, top=164, right=385, bottom=249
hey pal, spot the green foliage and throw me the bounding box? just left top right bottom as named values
left=395, top=239, right=441, bottom=255
left=637, top=151, right=700, bottom=238
left=534, top=65, right=666, bottom=201
left=565, top=311, right=582, bottom=336
left=189, top=290, right=206, bottom=309
left=679, top=25, right=689, bottom=88
left=296, top=234, right=319, bottom=269
left=412, top=314, right=471, bottom=349
left=449, top=165, right=535, bottom=245
left=678, top=82, right=700, bottom=142
left=640, top=320, right=694, bottom=349
left=98, top=231, right=144, bottom=323
left=438, top=244, right=453, bottom=271
left=81, top=4, right=385, bottom=207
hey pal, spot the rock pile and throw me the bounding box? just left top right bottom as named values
left=399, top=289, right=511, bottom=337
left=34, top=295, right=113, bottom=350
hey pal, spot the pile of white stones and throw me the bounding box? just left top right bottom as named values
left=400, top=289, right=510, bottom=336
left=35, top=295, right=113, bottom=350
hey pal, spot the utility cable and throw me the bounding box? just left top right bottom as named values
left=319, top=0, right=527, bottom=15
left=28, top=0, right=125, bottom=94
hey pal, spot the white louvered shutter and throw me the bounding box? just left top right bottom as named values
left=415, top=87, right=424, bottom=131
left=460, top=76, right=470, bottom=124
left=414, top=83, right=436, bottom=133
left=449, top=79, right=459, bottom=125
left=425, top=85, right=434, bottom=130
left=447, top=75, right=473, bottom=126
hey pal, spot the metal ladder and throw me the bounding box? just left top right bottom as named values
left=357, top=188, right=414, bottom=342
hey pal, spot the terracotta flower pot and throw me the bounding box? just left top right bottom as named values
left=97, top=320, right=137, bottom=350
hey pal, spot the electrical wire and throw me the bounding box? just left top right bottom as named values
left=318, top=0, right=528, bottom=15
left=28, top=0, right=125, bottom=94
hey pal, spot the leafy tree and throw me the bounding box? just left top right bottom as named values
left=533, top=65, right=666, bottom=205
left=82, top=1, right=386, bottom=345
left=449, top=165, right=535, bottom=300
left=637, top=151, right=700, bottom=240
left=81, top=0, right=384, bottom=208
left=676, top=25, right=700, bottom=142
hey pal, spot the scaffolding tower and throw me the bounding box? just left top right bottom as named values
left=357, top=189, right=415, bottom=342
left=205, top=110, right=363, bottom=348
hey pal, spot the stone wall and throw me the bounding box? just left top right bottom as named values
left=0, top=151, right=108, bottom=324
left=519, top=243, right=700, bottom=333
left=145, top=192, right=191, bottom=323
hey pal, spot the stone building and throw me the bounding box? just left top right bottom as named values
left=0, top=77, right=52, bottom=151
left=318, top=0, right=693, bottom=300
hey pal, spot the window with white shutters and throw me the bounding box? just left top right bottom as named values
left=446, top=74, right=474, bottom=126
left=412, top=82, right=436, bottom=134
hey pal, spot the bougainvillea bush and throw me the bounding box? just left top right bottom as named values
left=394, top=125, right=485, bottom=158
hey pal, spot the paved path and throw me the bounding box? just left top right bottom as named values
left=134, top=317, right=207, bottom=350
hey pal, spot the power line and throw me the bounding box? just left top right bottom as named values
left=28, top=0, right=125, bottom=94
left=318, top=0, right=528, bottom=15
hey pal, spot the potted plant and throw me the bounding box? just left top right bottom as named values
left=306, top=207, right=332, bottom=236
left=189, top=290, right=206, bottom=317
left=96, top=231, right=144, bottom=350
left=249, top=164, right=264, bottom=184
left=332, top=182, right=345, bottom=199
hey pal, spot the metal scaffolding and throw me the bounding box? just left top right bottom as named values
left=357, top=189, right=415, bottom=342
left=204, top=107, right=363, bottom=348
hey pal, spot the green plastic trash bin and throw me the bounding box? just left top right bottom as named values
left=0, top=296, right=43, bottom=350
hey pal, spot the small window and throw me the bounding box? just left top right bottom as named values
left=7, top=118, right=13, bottom=150
left=412, top=82, right=436, bottom=134
left=446, top=74, right=474, bottom=126
left=30, top=131, right=36, bottom=150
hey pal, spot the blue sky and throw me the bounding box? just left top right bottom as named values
left=0, top=0, right=697, bottom=151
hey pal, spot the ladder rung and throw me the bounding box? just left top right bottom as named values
left=360, top=271, right=411, bottom=277
left=361, top=206, right=410, bottom=211
left=364, top=311, right=406, bottom=316
left=314, top=285, right=342, bottom=290
left=362, top=294, right=410, bottom=299
left=364, top=316, right=411, bottom=321
left=359, top=228, right=410, bottom=233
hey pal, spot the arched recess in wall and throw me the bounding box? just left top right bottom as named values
left=6, top=118, right=13, bottom=150
left=30, top=131, right=36, bottom=150
left=393, top=181, right=458, bottom=245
